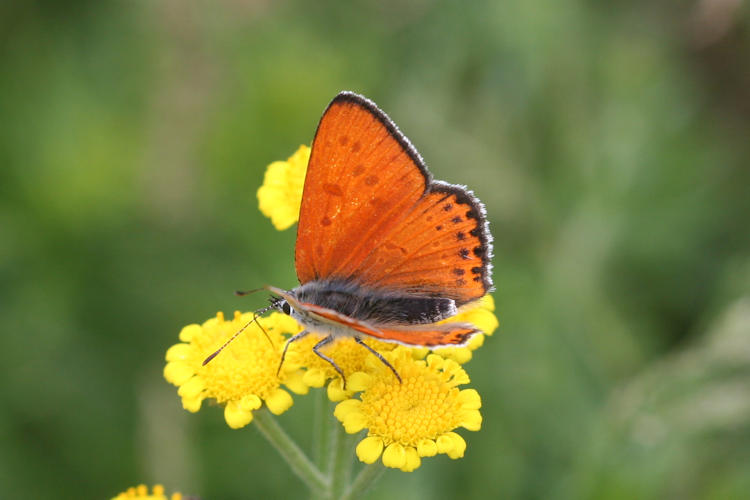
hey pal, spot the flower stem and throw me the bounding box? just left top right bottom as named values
left=253, top=408, right=328, bottom=496
left=328, top=420, right=354, bottom=499
left=313, top=387, right=332, bottom=468
left=341, top=463, right=385, bottom=500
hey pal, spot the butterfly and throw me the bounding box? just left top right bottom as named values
left=206, top=92, right=493, bottom=386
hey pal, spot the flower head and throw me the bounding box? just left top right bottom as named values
left=164, top=311, right=308, bottom=428
left=257, top=145, right=309, bottom=230
left=112, top=484, right=181, bottom=500
left=334, top=347, right=482, bottom=471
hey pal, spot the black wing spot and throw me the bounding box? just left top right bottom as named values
left=459, top=248, right=471, bottom=259
left=443, top=203, right=453, bottom=211
left=471, top=266, right=482, bottom=274
left=457, top=231, right=466, bottom=240
left=453, top=268, right=465, bottom=276
left=323, top=183, right=343, bottom=196
left=473, top=246, right=484, bottom=257
left=451, top=216, right=462, bottom=224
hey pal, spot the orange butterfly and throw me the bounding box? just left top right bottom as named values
left=208, top=92, right=493, bottom=385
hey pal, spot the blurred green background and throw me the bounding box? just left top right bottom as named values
left=2, top=0, right=750, bottom=498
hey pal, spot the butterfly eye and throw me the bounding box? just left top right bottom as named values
left=281, top=301, right=291, bottom=315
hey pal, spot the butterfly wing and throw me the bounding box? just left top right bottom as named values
left=295, top=92, right=492, bottom=308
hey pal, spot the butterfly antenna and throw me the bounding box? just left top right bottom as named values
left=235, top=287, right=265, bottom=297
left=254, top=315, right=275, bottom=349
left=202, top=304, right=276, bottom=366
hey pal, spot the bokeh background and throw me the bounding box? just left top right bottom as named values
left=2, top=1, right=750, bottom=498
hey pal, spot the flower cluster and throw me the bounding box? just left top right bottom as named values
left=163, top=146, right=498, bottom=471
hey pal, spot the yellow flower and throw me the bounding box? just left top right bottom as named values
left=257, top=144, right=309, bottom=230
left=284, top=333, right=398, bottom=401
left=164, top=311, right=308, bottom=429
left=334, top=348, right=482, bottom=472
left=111, top=484, right=181, bottom=500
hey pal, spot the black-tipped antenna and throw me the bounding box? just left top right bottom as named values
left=235, top=288, right=265, bottom=297
left=202, top=303, right=276, bottom=366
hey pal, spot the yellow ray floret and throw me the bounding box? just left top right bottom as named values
left=334, top=348, right=482, bottom=472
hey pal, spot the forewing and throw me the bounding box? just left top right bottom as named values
left=295, top=92, right=428, bottom=284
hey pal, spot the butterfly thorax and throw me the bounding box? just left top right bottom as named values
left=290, top=279, right=457, bottom=326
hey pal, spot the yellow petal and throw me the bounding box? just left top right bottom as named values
left=444, top=432, right=467, bottom=459
left=163, top=362, right=195, bottom=386
left=177, top=376, right=205, bottom=399
left=382, top=443, right=406, bottom=469
left=283, top=370, right=310, bottom=395
left=468, top=309, right=499, bottom=336
left=467, top=333, right=485, bottom=349
left=239, top=394, right=262, bottom=412
left=480, top=294, right=495, bottom=311
left=426, top=354, right=444, bottom=370
left=165, top=343, right=194, bottom=362
left=334, top=399, right=362, bottom=420
left=440, top=346, right=473, bottom=364
left=355, top=436, right=384, bottom=464
left=326, top=378, right=347, bottom=402
left=178, top=324, right=202, bottom=342
left=224, top=401, right=254, bottom=429
left=181, top=395, right=203, bottom=413
left=417, top=439, right=438, bottom=457
left=458, top=388, right=482, bottom=409
left=342, top=411, right=368, bottom=434
left=436, top=433, right=455, bottom=455
left=401, top=447, right=421, bottom=472
left=459, top=410, right=483, bottom=431
left=409, top=347, right=430, bottom=359
left=265, top=389, right=293, bottom=415
left=302, top=368, right=327, bottom=388
left=347, top=372, right=372, bottom=392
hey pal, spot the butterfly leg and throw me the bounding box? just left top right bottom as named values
left=277, top=330, right=310, bottom=376
left=354, top=337, right=402, bottom=384
left=312, top=335, right=347, bottom=389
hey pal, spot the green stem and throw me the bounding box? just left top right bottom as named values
left=328, top=420, right=353, bottom=499
left=341, top=463, right=386, bottom=500
left=313, top=387, right=332, bottom=468
left=253, top=408, right=328, bottom=496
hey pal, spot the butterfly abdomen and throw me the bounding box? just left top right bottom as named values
left=293, top=279, right=457, bottom=325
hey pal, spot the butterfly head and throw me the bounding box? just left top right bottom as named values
left=271, top=296, right=292, bottom=316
